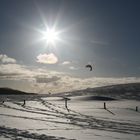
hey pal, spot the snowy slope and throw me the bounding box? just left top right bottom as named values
left=0, top=96, right=140, bottom=140
left=0, top=84, right=140, bottom=140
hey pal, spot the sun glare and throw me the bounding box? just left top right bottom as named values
left=43, top=28, right=59, bottom=45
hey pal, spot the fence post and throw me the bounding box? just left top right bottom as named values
left=22, top=100, right=26, bottom=106
left=136, top=106, right=138, bottom=112
left=104, top=102, right=106, bottom=109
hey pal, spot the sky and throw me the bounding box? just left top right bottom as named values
left=0, top=0, right=140, bottom=93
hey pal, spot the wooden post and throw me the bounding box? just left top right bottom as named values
left=22, top=100, right=26, bottom=106
left=136, top=106, right=138, bottom=112
left=64, top=97, right=70, bottom=112
left=104, top=102, right=106, bottom=109
left=65, top=99, right=67, bottom=109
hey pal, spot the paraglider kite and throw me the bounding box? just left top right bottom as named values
left=85, top=64, right=92, bottom=71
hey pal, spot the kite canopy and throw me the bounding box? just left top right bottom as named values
left=85, top=64, right=92, bottom=71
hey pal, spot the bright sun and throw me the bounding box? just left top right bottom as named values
left=43, top=28, right=59, bottom=45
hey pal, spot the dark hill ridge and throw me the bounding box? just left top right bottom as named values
left=71, top=95, right=116, bottom=101
left=0, top=88, right=36, bottom=95
left=0, top=88, right=38, bottom=101
left=58, top=83, right=140, bottom=100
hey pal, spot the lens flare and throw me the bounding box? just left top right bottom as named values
left=42, top=28, right=59, bottom=45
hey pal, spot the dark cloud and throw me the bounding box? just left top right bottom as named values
left=0, top=73, right=20, bottom=77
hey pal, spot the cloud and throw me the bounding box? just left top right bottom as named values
left=90, top=40, right=108, bottom=46
left=35, top=76, right=60, bottom=83
left=1, top=61, right=140, bottom=93
left=36, top=53, right=58, bottom=64
left=0, top=63, right=35, bottom=81
left=62, top=61, right=71, bottom=65
left=0, top=54, right=16, bottom=64
left=1, top=54, right=140, bottom=93
left=69, top=66, right=78, bottom=70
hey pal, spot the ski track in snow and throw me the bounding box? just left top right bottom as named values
left=0, top=97, right=140, bottom=140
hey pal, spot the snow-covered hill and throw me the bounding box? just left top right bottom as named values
left=58, top=83, right=140, bottom=100
left=0, top=83, right=140, bottom=140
